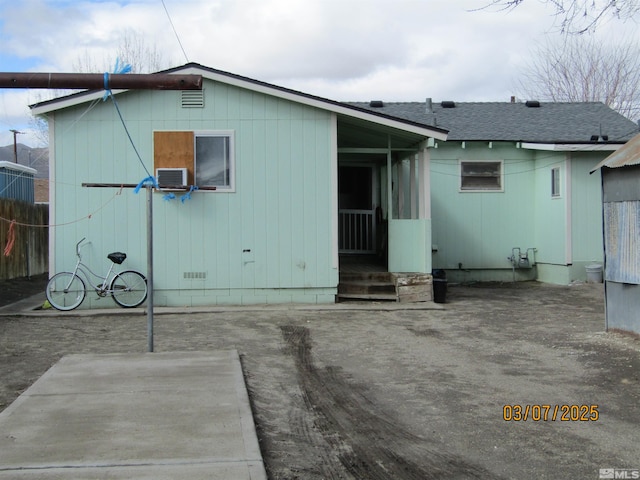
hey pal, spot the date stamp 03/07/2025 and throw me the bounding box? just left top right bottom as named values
left=502, top=404, right=599, bottom=422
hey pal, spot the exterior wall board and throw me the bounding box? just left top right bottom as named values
left=532, top=152, right=567, bottom=265
left=571, top=154, right=604, bottom=264
left=51, top=80, right=337, bottom=307
left=431, top=143, right=535, bottom=271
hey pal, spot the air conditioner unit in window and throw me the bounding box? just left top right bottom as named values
left=156, top=168, right=188, bottom=190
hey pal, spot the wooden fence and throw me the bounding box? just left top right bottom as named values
left=0, top=199, right=48, bottom=280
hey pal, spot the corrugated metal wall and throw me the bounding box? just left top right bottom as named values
left=0, top=163, right=35, bottom=203
left=604, top=201, right=640, bottom=284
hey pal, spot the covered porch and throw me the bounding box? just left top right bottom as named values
left=335, top=113, right=446, bottom=301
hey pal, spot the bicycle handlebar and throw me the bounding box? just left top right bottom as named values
left=76, top=237, right=87, bottom=257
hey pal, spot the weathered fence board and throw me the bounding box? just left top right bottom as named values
left=0, top=199, right=48, bottom=280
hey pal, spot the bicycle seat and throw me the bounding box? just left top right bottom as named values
left=108, top=252, right=127, bottom=264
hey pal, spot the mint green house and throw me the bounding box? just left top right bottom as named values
left=351, top=100, right=639, bottom=285
left=32, top=63, right=447, bottom=308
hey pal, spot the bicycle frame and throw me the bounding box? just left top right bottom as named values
left=64, top=238, right=119, bottom=296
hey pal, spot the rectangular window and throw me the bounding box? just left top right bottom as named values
left=460, top=161, right=503, bottom=192
left=195, top=132, right=234, bottom=190
left=153, top=130, right=234, bottom=192
left=551, top=167, right=561, bottom=197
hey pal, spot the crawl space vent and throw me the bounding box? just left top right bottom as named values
left=181, top=90, right=204, bottom=108
left=183, top=272, right=207, bottom=279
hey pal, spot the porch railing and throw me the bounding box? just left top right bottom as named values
left=339, top=209, right=376, bottom=253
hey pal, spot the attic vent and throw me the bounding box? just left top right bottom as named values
left=181, top=90, right=204, bottom=108
left=441, top=101, right=456, bottom=108
left=525, top=100, right=540, bottom=108
left=369, top=100, right=384, bottom=108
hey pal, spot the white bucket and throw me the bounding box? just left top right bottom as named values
left=585, top=264, right=603, bottom=283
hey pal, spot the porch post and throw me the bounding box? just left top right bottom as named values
left=410, top=156, right=417, bottom=219
left=387, top=135, right=393, bottom=220
left=418, top=142, right=431, bottom=220
left=398, top=158, right=405, bottom=218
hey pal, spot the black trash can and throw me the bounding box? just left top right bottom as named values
left=432, top=269, right=447, bottom=304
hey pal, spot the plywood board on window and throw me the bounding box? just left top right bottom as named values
left=153, top=131, right=194, bottom=185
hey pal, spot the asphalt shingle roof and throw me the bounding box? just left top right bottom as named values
left=347, top=101, right=640, bottom=144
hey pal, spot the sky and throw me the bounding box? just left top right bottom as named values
left=0, top=0, right=637, bottom=148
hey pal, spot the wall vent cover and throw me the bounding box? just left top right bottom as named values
left=181, top=90, right=204, bottom=108
left=183, top=272, right=207, bottom=279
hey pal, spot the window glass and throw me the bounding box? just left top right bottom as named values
left=195, top=133, right=233, bottom=189
left=460, top=161, right=502, bottom=191
left=551, top=167, right=561, bottom=197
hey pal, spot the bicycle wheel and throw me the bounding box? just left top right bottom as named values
left=110, top=270, right=147, bottom=308
left=46, top=272, right=86, bottom=311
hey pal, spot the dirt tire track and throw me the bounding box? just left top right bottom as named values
left=282, top=325, right=500, bottom=480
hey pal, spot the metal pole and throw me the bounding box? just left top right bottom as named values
left=146, top=185, right=154, bottom=353
left=0, top=72, right=202, bottom=90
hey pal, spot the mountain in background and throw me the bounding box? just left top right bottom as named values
left=0, top=144, right=49, bottom=179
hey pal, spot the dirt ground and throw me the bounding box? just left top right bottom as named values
left=1, top=280, right=639, bottom=479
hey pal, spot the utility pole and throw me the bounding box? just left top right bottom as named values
left=9, top=129, right=23, bottom=163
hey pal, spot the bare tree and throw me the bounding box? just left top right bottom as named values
left=516, top=35, right=640, bottom=120
left=72, top=29, right=171, bottom=74
left=484, top=0, right=640, bottom=33
left=32, top=31, right=172, bottom=147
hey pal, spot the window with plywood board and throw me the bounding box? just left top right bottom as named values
left=154, top=130, right=235, bottom=191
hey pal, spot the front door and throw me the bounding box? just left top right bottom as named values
left=338, top=165, right=376, bottom=254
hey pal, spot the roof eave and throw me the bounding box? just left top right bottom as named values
left=30, top=63, right=449, bottom=141
left=520, top=142, right=625, bottom=152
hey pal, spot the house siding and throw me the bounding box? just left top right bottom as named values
left=431, top=142, right=536, bottom=281
left=431, top=143, right=607, bottom=284
left=51, top=80, right=337, bottom=308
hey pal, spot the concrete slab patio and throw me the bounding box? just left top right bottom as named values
left=0, top=351, right=266, bottom=479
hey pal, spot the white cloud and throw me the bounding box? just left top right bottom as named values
left=0, top=0, right=635, bottom=147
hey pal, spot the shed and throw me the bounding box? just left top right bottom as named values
left=0, top=161, right=37, bottom=203
left=591, top=132, right=640, bottom=334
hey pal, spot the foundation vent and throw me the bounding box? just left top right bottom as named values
left=183, top=272, right=207, bottom=279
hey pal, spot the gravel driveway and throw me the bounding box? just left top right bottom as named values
left=1, top=281, right=639, bottom=479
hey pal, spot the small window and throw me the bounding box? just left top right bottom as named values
left=195, top=132, right=234, bottom=190
left=460, top=161, right=503, bottom=191
left=551, top=167, right=561, bottom=197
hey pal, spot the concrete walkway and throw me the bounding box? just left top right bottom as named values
left=0, top=351, right=266, bottom=479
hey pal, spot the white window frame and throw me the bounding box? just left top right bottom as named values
left=551, top=166, right=561, bottom=198
left=194, top=130, right=235, bottom=192
left=459, top=160, right=504, bottom=192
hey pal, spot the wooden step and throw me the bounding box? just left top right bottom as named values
left=336, top=292, right=399, bottom=302
left=339, top=271, right=393, bottom=283
left=338, top=280, right=396, bottom=295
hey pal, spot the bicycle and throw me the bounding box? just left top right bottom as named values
left=46, top=238, right=147, bottom=311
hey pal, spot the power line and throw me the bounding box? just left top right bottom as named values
left=161, top=0, right=189, bottom=63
